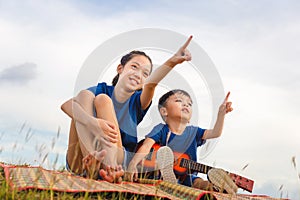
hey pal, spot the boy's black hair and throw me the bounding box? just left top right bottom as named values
left=112, top=50, right=153, bottom=86
left=158, top=89, right=192, bottom=110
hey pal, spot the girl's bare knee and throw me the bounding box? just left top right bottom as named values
left=74, top=90, right=95, bottom=113
left=76, top=90, right=95, bottom=103
left=94, top=94, right=113, bottom=107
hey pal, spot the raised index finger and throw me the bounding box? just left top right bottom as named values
left=181, top=35, right=193, bottom=50
left=223, top=91, right=230, bottom=104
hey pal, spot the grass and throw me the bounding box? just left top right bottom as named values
left=1, top=123, right=299, bottom=199
left=0, top=124, right=166, bottom=200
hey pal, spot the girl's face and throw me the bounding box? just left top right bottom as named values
left=117, top=55, right=152, bottom=92
left=162, top=93, right=193, bottom=123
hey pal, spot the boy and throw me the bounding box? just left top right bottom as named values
left=125, top=89, right=238, bottom=194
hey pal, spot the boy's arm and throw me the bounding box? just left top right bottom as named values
left=125, top=138, right=156, bottom=181
left=140, top=36, right=193, bottom=110
left=203, top=92, right=233, bottom=139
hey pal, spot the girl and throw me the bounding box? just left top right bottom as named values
left=61, top=36, right=193, bottom=182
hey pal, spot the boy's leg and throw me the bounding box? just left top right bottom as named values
left=156, top=146, right=177, bottom=184
left=207, top=168, right=238, bottom=194
left=94, top=94, right=124, bottom=166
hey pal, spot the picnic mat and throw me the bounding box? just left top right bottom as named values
left=1, top=163, right=286, bottom=200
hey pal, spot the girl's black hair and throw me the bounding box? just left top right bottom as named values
left=112, top=50, right=153, bottom=86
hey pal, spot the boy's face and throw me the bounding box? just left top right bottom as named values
left=161, top=92, right=193, bottom=123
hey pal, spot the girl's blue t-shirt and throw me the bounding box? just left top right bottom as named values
left=87, top=82, right=151, bottom=154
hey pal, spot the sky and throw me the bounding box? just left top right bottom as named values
left=0, top=0, right=300, bottom=199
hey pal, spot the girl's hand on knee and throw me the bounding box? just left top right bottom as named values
left=97, top=119, right=118, bottom=142
left=89, top=118, right=118, bottom=143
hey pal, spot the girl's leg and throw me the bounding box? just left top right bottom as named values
left=66, top=119, right=83, bottom=175
left=68, top=90, right=105, bottom=179
left=73, top=90, right=96, bottom=157
left=94, top=94, right=124, bottom=165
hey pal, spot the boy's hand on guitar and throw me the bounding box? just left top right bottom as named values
left=124, top=164, right=138, bottom=182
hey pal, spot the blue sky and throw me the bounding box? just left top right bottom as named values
left=0, top=0, right=300, bottom=199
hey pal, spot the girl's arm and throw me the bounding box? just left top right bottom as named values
left=140, top=36, right=193, bottom=109
left=203, top=92, right=233, bottom=139
left=125, top=138, right=156, bottom=181
left=61, top=90, right=95, bottom=126
left=61, top=90, right=118, bottom=144
left=61, top=98, right=74, bottom=118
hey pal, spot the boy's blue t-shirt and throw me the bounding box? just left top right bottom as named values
left=87, top=82, right=151, bottom=154
left=146, top=123, right=206, bottom=186
left=146, top=123, right=206, bottom=162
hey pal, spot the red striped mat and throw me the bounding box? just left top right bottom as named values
left=1, top=163, right=285, bottom=200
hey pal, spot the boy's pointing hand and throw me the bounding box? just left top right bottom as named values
left=220, top=92, right=233, bottom=115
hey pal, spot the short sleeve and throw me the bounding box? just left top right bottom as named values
left=86, top=86, right=97, bottom=94
left=146, top=123, right=165, bottom=144
left=196, top=127, right=206, bottom=146
left=130, top=91, right=152, bottom=124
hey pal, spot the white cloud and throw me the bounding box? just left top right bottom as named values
left=0, top=63, right=37, bottom=84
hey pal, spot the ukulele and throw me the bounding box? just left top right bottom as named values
left=137, top=142, right=254, bottom=193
